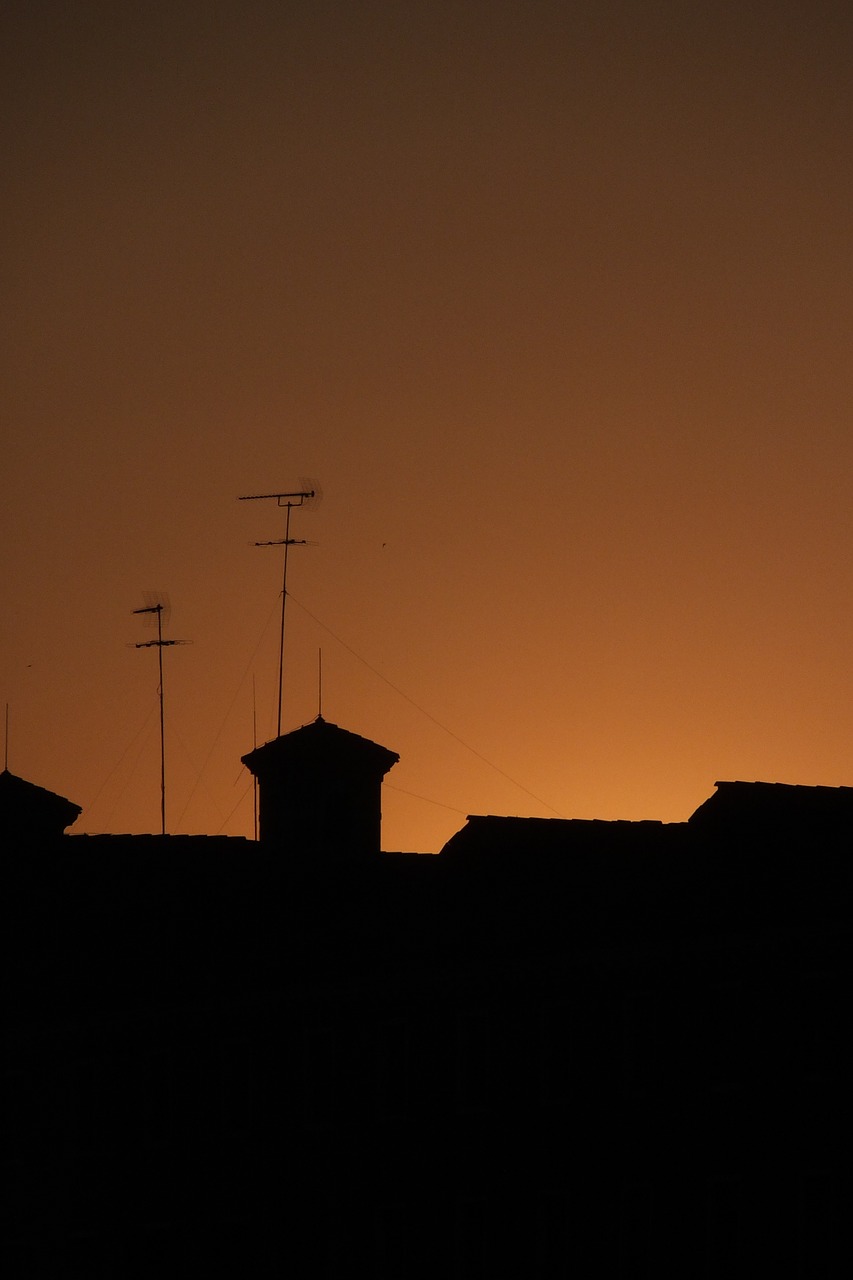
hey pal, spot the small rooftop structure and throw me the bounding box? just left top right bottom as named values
left=241, top=716, right=399, bottom=862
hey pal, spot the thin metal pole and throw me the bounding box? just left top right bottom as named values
left=157, top=604, right=166, bottom=837
left=133, top=600, right=186, bottom=837
left=4, top=703, right=8, bottom=770
left=277, top=502, right=292, bottom=737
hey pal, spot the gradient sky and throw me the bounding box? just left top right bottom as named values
left=3, top=0, right=852, bottom=851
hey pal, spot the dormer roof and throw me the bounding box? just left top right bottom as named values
left=241, top=715, right=399, bottom=778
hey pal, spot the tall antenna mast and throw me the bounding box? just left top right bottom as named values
left=239, top=482, right=321, bottom=737
left=4, top=703, right=8, bottom=771
left=132, top=597, right=188, bottom=836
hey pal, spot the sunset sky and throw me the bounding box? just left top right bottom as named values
left=3, top=0, right=852, bottom=851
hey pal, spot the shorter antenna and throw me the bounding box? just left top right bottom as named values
left=132, top=598, right=189, bottom=836
left=4, top=703, right=8, bottom=771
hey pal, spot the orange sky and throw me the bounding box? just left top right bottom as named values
left=3, top=0, right=852, bottom=851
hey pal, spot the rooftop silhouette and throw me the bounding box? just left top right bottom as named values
left=4, top=717, right=850, bottom=1276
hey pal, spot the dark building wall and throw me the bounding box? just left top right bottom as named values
left=6, top=909, right=848, bottom=1278
left=4, top=790, right=852, bottom=1276
left=256, top=759, right=384, bottom=860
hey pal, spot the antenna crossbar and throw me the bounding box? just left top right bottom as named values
left=239, top=489, right=315, bottom=505
left=134, top=639, right=187, bottom=649
left=252, top=538, right=309, bottom=548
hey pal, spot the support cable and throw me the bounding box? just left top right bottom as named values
left=288, top=593, right=566, bottom=819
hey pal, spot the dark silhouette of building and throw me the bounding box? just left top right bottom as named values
left=3, top=720, right=850, bottom=1276
left=0, top=767, right=81, bottom=845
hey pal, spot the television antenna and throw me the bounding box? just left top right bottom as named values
left=239, top=480, right=321, bottom=737
left=132, top=593, right=189, bottom=836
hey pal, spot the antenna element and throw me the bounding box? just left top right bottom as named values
left=239, top=482, right=321, bottom=736
left=132, top=599, right=188, bottom=835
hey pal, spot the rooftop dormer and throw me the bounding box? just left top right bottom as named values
left=241, top=716, right=399, bottom=863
